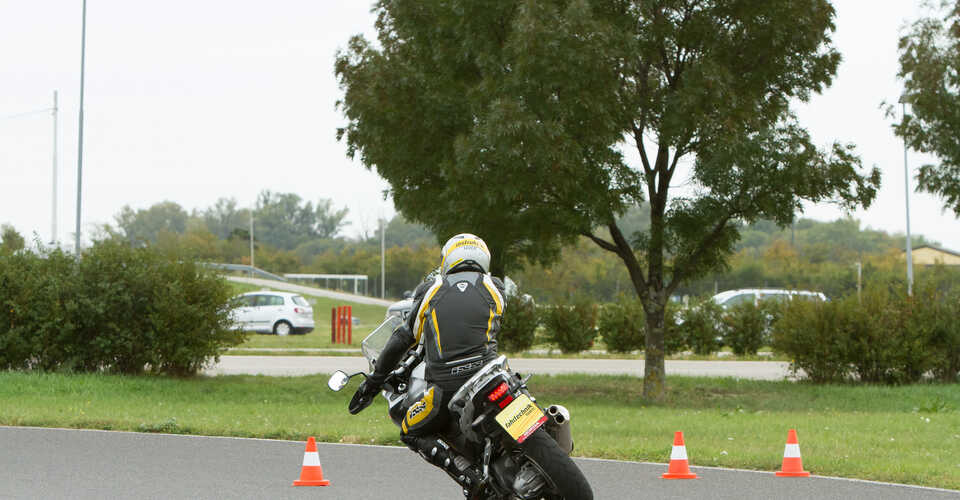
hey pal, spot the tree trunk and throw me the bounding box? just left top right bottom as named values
left=642, top=291, right=667, bottom=400
left=590, top=223, right=669, bottom=400
left=488, top=243, right=506, bottom=279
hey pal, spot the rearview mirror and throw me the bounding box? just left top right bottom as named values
left=328, top=371, right=351, bottom=392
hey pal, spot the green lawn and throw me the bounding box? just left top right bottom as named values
left=228, top=281, right=388, bottom=349
left=1, top=371, right=957, bottom=490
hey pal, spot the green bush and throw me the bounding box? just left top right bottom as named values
left=771, top=298, right=850, bottom=383
left=676, top=298, right=725, bottom=355
left=0, top=249, right=79, bottom=370
left=499, top=294, right=539, bottom=353
left=147, top=256, right=245, bottom=376
left=840, top=287, right=937, bottom=385
left=597, top=295, right=645, bottom=353
left=837, top=289, right=904, bottom=384
left=663, top=302, right=686, bottom=356
left=542, top=295, right=597, bottom=354
left=911, top=286, right=960, bottom=383
left=772, top=286, right=949, bottom=385
left=723, top=301, right=770, bottom=356
left=0, top=241, right=245, bottom=375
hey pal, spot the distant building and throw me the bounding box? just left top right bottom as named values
left=902, top=245, right=960, bottom=266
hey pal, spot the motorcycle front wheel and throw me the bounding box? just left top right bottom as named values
left=520, top=428, right=593, bottom=500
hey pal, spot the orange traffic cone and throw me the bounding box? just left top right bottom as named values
left=775, top=429, right=810, bottom=477
left=293, top=436, right=331, bottom=486
left=662, top=431, right=698, bottom=479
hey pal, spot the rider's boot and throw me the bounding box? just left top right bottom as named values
left=402, top=435, right=483, bottom=491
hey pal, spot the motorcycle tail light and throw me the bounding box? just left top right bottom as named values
left=497, top=395, right=514, bottom=409
left=487, top=382, right=509, bottom=402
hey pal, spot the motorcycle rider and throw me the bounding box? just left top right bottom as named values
left=351, top=233, right=504, bottom=492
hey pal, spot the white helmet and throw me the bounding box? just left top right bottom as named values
left=440, top=233, right=490, bottom=276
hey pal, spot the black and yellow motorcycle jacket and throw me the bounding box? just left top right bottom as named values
left=371, top=269, right=506, bottom=389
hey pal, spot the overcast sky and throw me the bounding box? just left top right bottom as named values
left=2, top=0, right=958, bottom=252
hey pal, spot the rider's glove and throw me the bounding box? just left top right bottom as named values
left=358, top=378, right=382, bottom=399
left=349, top=376, right=383, bottom=414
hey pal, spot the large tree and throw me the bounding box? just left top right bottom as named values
left=202, top=197, right=251, bottom=240
left=254, top=191, right=350, bottom=249
left=337, top=0, right=627, bottom=276
left=895, top=0, right=960, bottom=216
left=337, top=0, right=880, bottom=398
left=114, top=201, right=189, bottom=246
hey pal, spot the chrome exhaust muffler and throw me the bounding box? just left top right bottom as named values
left=545, top=405, right=574, bottom=454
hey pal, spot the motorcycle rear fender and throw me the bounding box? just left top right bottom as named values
left=447, top=355, right=511, bottom=414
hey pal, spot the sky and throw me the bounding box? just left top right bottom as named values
left=2, top=0, right=958, bottom=253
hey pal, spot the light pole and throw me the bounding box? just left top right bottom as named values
left=75, top=0, right=88, bottom=255
left=51, top=90, right=58, bottom=247
left=249, top=206, right=255, bottom=273
left=900, top=95, right=914, bottom=296
left=380, top=218, right=385, bottom=299
left=854, top=260, right=862, bottom=304
left=1, top=97, right=59, bottom=246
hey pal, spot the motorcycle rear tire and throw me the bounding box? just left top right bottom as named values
left=521, top=428, right=593, bottom=500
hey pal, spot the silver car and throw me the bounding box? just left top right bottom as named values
left=711, top=288, right=827, bottom=309
left=231, top=291, right=315, bottom=335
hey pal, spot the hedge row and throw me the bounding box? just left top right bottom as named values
left=515, top=295, right=777, bottom=357
left=502, top=289, right=960, bottom=384
left=772, top=286, right=960, bottom=384
left=0, top=240, right=246, bottom=376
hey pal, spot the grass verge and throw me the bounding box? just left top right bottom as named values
left=1, top=371, right=957, bottom=490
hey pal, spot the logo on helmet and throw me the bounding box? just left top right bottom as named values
left=441, top=233, right=491, bottom=276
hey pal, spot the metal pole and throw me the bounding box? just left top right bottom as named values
left=902, top=101, right=914, bottom=296
left=380, top=218, right=385, bottom=299
left=249, top=207, right=254, bottom=272
left=75, top=0, right=87, bottom=255
left=52, top=90, right=58, bottom=246
left=856, top=261, right=862, bottom=304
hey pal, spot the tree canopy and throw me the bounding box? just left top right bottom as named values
left=895, top=0, right=960, bottom=216
left=336, top=0, right=881, bottom=398
left=114, top=201, right=188, bottom=246
left=202, top=198, right=250, bottom=241
left=101, top=193, right=349, bottom=253
left=0, top=225, right=26, bottom=255
left=336, top=0, right=629, bottom=276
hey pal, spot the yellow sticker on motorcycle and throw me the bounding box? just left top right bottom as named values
left=495, top=394, right=547, bottom=443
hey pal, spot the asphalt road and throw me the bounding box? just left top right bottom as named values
left=206, top=356, right=797, bottom=380
left=2, top=427, right=956, bottom=499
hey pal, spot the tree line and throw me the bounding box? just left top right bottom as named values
left=4, top=202, right=943, bottom=306
left=79, top=193, right=437, bottom=298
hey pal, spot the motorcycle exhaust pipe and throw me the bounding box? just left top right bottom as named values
left=546, top=405, right=574, bottom=454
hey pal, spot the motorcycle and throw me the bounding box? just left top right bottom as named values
left=327, top=315, right=593, bottom=499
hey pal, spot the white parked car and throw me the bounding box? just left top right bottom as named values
left=231, top=291, right=315, bottom=335
left=711, top=288, right=827, bottom=309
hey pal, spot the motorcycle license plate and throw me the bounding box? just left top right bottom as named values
left=494, top=394, right=547, bottom=443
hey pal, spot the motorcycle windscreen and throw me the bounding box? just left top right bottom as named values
left=361, top=315, right=404, bottom=368
left=494, top=394, right=548, bottom=443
